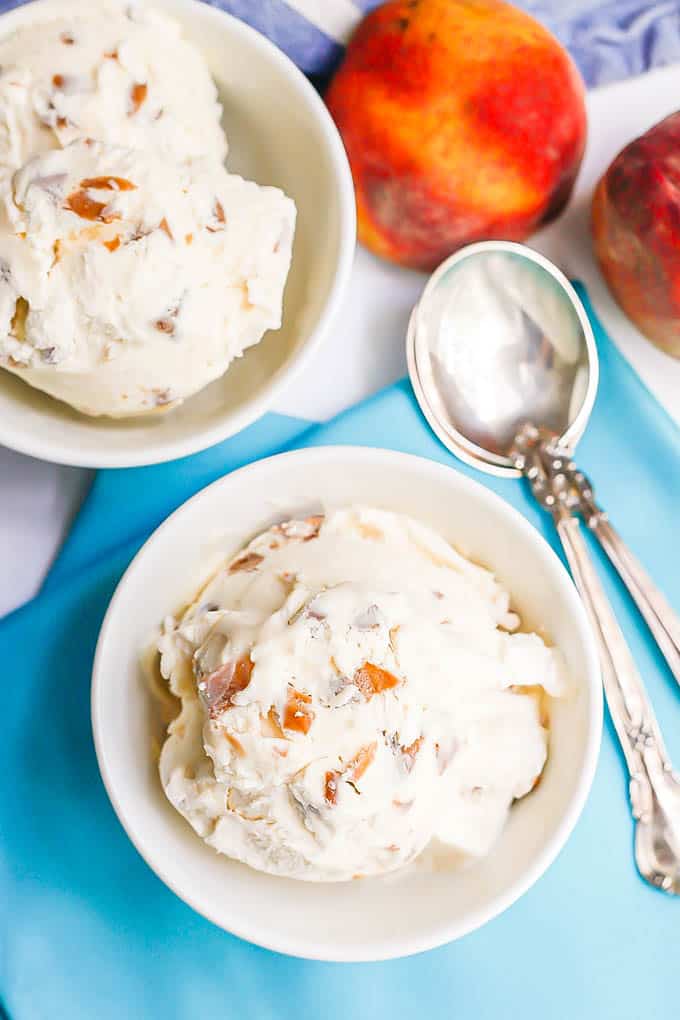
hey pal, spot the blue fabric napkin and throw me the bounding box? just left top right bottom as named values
left=1, top=289, right=679, bottom=1020
left=181, top=0, right=680, bottom=87
left=0, top=0, right=677, bottom=86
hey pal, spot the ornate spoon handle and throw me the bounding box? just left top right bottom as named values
left=556, top=516, right=680, bottom=893
left=565, top=463, right=680, bottom=687
left=513, top=427, right=680, bottom=893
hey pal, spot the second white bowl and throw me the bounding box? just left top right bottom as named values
left=0, top=0, right=355, bottom=467
left=92, top=446, right=601, bottom=961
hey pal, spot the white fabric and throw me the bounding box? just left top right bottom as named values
left=0, top=447, right=92, bottom=617
left=285, top=0, right=361, bottom=43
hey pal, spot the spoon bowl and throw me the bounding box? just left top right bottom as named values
left=407, top=241, right=598, bottom=477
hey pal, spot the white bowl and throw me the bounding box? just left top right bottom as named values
left=92, top=447, right=602, bottom=962
left=0, top=0, right=355, bottom=468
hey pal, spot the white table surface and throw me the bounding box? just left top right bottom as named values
left=2, top=64, right=679, bottom=619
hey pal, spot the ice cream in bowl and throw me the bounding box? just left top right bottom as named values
left=92, top=447, right=602, bottom=960
left=0, top=0, right=354, bottom=464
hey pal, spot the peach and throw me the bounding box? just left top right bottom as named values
left=326, top=0, right=587, bottom=271
left=592, top=112, right=680, bottom=358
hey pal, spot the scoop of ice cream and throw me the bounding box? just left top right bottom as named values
left=158, top=507, right=566, bottom=882
left=0, top=139, right=295, bottom=415
left=0, top=2, right=226, bottom=177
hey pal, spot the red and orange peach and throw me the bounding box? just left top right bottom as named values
left=592, top=112, right=680, bottom=358
left=326, top=0, right=587, bottom=271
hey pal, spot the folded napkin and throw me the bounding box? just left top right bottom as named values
left=198, top=1, right=680, bottom=86
left=1, top=289, right=678, bottom=1020
left=0, top=0, right=677, bottom=85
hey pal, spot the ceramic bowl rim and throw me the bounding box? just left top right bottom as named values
left=92, top=445, right=602, bottom=962
left=0, top=0, right=356, bottom=467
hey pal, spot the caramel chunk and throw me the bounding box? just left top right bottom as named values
left=352, top=662, right=400, bottom=699
left=261, top=707, right=285, bottom=739
left=64, top=191, right=121, bottom=223
left=129, top=82, right=148, bottom=115
left=158, top=216, right=173, bottom=240
left=324, top=770, right=339, bottom=805
left=79, top=176, right=136, bottom=192
left=199, top=655, right=254, bottom=718
left=282, top=688, right=314, bottom=734
left=273, top=516, right=323, bottom=542
left=10, top=297, right=28, bottom=341
left=324, top=742, right=377, bottom=805
left=206, top=199, right=226, bottom=232
left=401, top=736, right=423, bottom=773
left=303, top=515, right=324, bottom=539
left=348, top=741, right=377, bottom=781
left=225, top=733, right=245, bottom=757
left=228, top=551, right=264, bottom=574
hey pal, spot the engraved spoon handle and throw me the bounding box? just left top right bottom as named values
left=555, top=515, right=680, bottom=892
left=565, top=465, right=680, bottom=687
left=512, top=427, right=680, bottom=892
left=557, top=514, right=669, bottom=770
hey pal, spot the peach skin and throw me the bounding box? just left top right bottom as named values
left=592, top=112, right=680, bottom=358
left=326, top=0, right=587, bottom=271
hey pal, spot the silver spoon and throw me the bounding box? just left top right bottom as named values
left=406, top=240, right=680, bottom=893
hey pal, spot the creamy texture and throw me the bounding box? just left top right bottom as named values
left=0, top=2, right=226, bottom=176
left=0, top=3, right=296, bottom=416
left=158, top=507, right=566, bottom=882
left=0, top=140, right=295, bottom=415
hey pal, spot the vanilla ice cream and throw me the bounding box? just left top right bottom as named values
left=0, top=139, right=295, bottom=415
left=0, top=3, right=297, bottom=416
left=0, top=2, right=226, bottom=177
left=157, top=507, right=566, bottom=882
